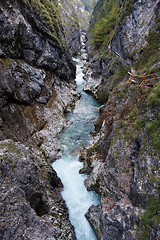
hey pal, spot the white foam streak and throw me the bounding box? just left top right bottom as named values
left=52, top=49, right=100, bottom=240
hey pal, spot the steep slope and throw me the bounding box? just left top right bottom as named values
left=82, top=0, right=160, bottom=239
left=0, top=0, right=77, bottom=148
left=58, top=0, right=90, bottom=55
left=0, top=139, right=76, bottom=240
left=85, top=0, right=160, bottom=102
left=0, top=0, right=87, bottom=239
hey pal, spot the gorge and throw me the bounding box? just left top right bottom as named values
left=53, top=44, right=100, bottom=240
left=0, top=0, right=160, bottom=240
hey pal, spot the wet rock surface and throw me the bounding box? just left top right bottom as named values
left=1, top=0, right=160, bottom=239
left=86, top=202, right=140, bottom=240
left=0, top=56, right=78, bottom=159
left=0, top=139, right=75, bottom=240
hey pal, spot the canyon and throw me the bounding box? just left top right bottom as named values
left=0, top=0, right=160, bottom=240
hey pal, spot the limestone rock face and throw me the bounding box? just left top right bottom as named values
left=0, top=59, right=47, bottom=106
left=0, top=0, right=79, bottom=151
left=0, top=139, right=75, bottom=240
left=111, top=0, right=160, bottom=65
left=58, top=0, right=90, bottom=56
left=82, top=82, right=160, bottom=240
left=86, top=203, right=140, bottom=240
left=83, top=0, right=160, bottom=239
left=0, top=0, right=81, bottom=239
left=0, top=0, right=76, bottom=79
left=85, top=0, right=160, bottom=102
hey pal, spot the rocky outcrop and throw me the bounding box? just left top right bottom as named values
left=0, top=55, right=79, bottom=160
left=58, top=0, right=90, bottom=56
left=0, top=139, right=75, bottom=240
left=85, top=0, right=160, bottom=102
left=0, top=0, right=75, bottom=77
left=0, top=0, right=90, bottom=152
left=0, top=0, right=79, bottom=157
left=83, top=54, right=128, bottom=104
left=111, top=0, right=160, bottom=65
left=82, top=81, right=160, bottom=240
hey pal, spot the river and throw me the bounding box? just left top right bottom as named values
left=52, top=42, right=100, bottom=240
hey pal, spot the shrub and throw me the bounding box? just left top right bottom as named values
left=137, top=197, right=160, bottom=240
left=93, top=0, right=119, bottom=47
left=135, top=118, right=144, bottom=130
left=147, top=82, right=160, bottom=107
left=146, top=112, right=160, bottom=151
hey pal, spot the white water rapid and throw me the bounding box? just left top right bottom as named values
left=52, top=42, right=100, bottom=240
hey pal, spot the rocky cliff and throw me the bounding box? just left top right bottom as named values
left=0, top=0, right=88, bottom=239
left=0, top=139, right=76, bottom=239
left=82, top=0, right=160, bottom=239
left=58, top=0, right=90, bottom=55
left=0, top=0, right=77, bottom=150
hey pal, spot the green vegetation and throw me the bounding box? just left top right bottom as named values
left=134, top=118, right=145, bottom=130
left=136, top=30, right=160, bottom=74
left=112, top=81, right=160, bottom=153
left=7, top=143, right=21, bottom=155
left=92, top=0, right=119, bottom=47
left=137, top=197, right=160, bottom=240
left=146, top=112, right=160, bottom=151
left=86, top=1, right=160, bottom=237
left=126, top=107, right=139, bottom=120
left=89, top=0, right=137, bottom=50
left=109, top=61, right=129, bottom=87
left=0, top=58, right=12, bottom=66
left=117, top=0, right=136, bottom=25
left=25, top=0, right=65, bottom=45
left=39, top=148, right=47, bottom=160
left=86, top=145, right=95, bottom=167
left=151, top=176, right=160, bottom=185
left=147, top=82, right=160, bottom=107
left=123, top=166, right=130, bottom=174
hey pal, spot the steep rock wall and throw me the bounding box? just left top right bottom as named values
left=0, top=0, right=75, bottom=76
left=85, top=0, right=160, bottom=103
left=0, top=139, right=76, bottom=240
left=0, top=0, right=78, bottom=156
left=82, top=0, right=160, bottom=239
left=111, top=0, right=160, bottom=65
left=58, top=0, right=90, bottom=55
left=0, top=0, right=82, bottom=239
left=83, top=82, right=160, bottom=240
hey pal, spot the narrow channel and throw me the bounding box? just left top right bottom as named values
left=52, top=40, right=100, bottom=240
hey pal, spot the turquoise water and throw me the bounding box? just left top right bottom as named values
left=52, top=48, right=100, bottom=240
